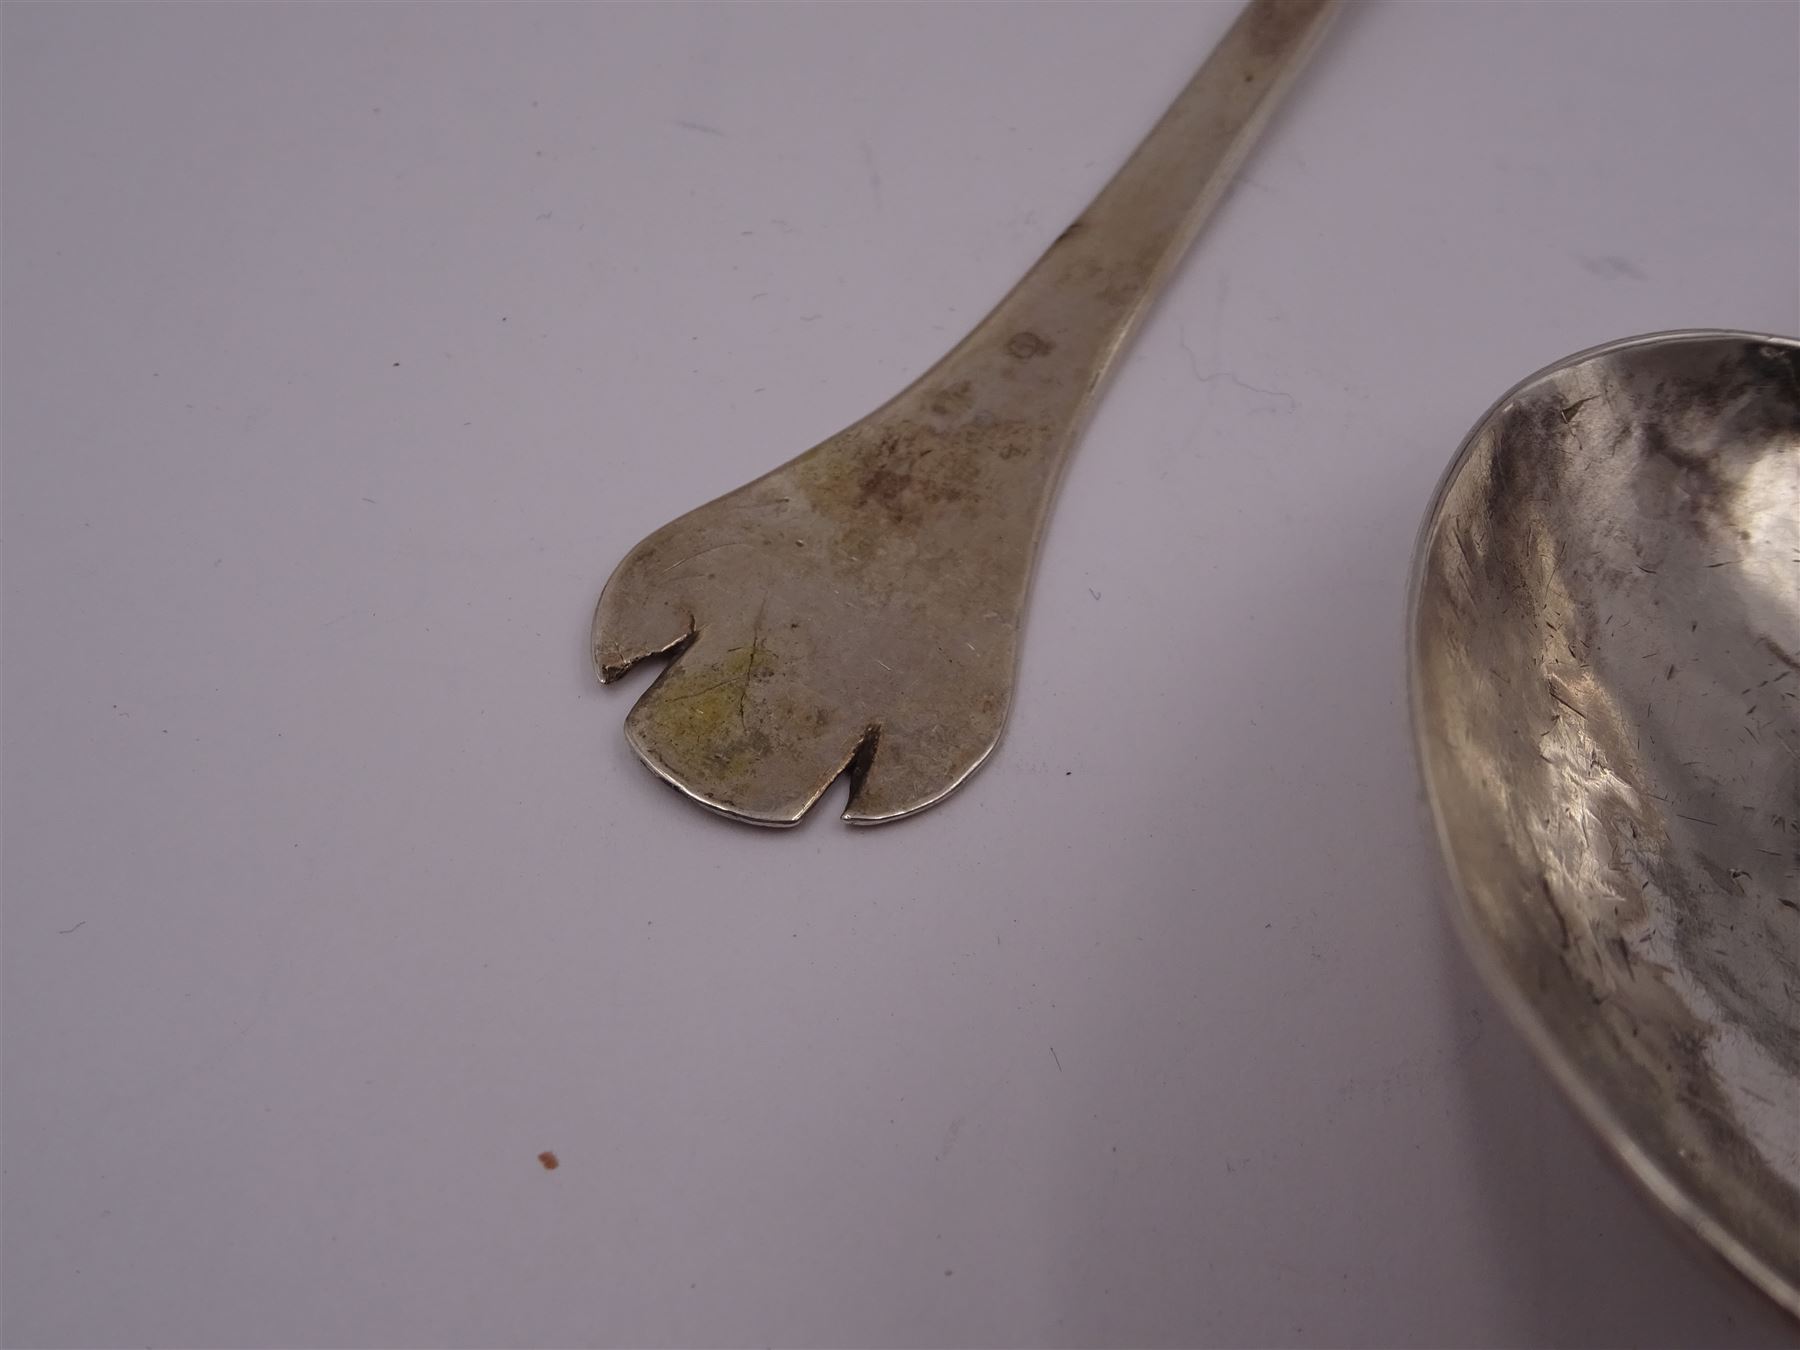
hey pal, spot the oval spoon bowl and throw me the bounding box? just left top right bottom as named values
left=1410, top=331, right=1800, bottom=1315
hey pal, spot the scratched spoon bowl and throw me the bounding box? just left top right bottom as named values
left=1410, top=331, right=1800, bottom=1315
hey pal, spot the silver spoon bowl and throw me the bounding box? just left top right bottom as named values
left=1410, top=331, right=1800, bottom=1315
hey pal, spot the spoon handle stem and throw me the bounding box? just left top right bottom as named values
left=929, top=0, right=1339, bottom=434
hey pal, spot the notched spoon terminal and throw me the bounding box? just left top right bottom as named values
left=593, top=0, right=1340, bottom=826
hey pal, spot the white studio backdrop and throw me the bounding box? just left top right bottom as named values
left=3, top=3, right=1797, bottom=1347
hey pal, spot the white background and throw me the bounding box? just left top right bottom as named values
left=3, top=2, right=1797, bottom=1346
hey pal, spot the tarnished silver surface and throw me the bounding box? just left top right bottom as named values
left=594, top=0, right=1338, bottom=825
left=1411, top=332, right=1800, bottom=1316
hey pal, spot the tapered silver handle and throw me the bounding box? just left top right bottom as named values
left=931, top=0, right=1340, bottom=439
left=594, top=0, right=1341, bottom=826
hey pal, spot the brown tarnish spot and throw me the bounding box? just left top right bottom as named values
left=1054, top=256, right=1110, bottom=297
left=799, top=422, right=981, bottom=526
left=1243, top=0, right=1311, bottom=55
left=784, top=415, right=1053, bottom=583
left=929, top=380, right=974, bottom=417
left=1100, top=275, right=1147, bottom=307
left=859, top=462, right=953, bottom=517
left=538, top=1151, right=559, bottom=1170
left=1005, top=331, right=1054, bottom=360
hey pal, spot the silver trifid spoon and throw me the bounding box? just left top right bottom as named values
left=594, top=0, right=1338, bottom=826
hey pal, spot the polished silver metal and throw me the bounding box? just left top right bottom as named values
left=594, top=0, right=1338, bottom=826
left=1411, top=331, right=1800, bottom=1317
